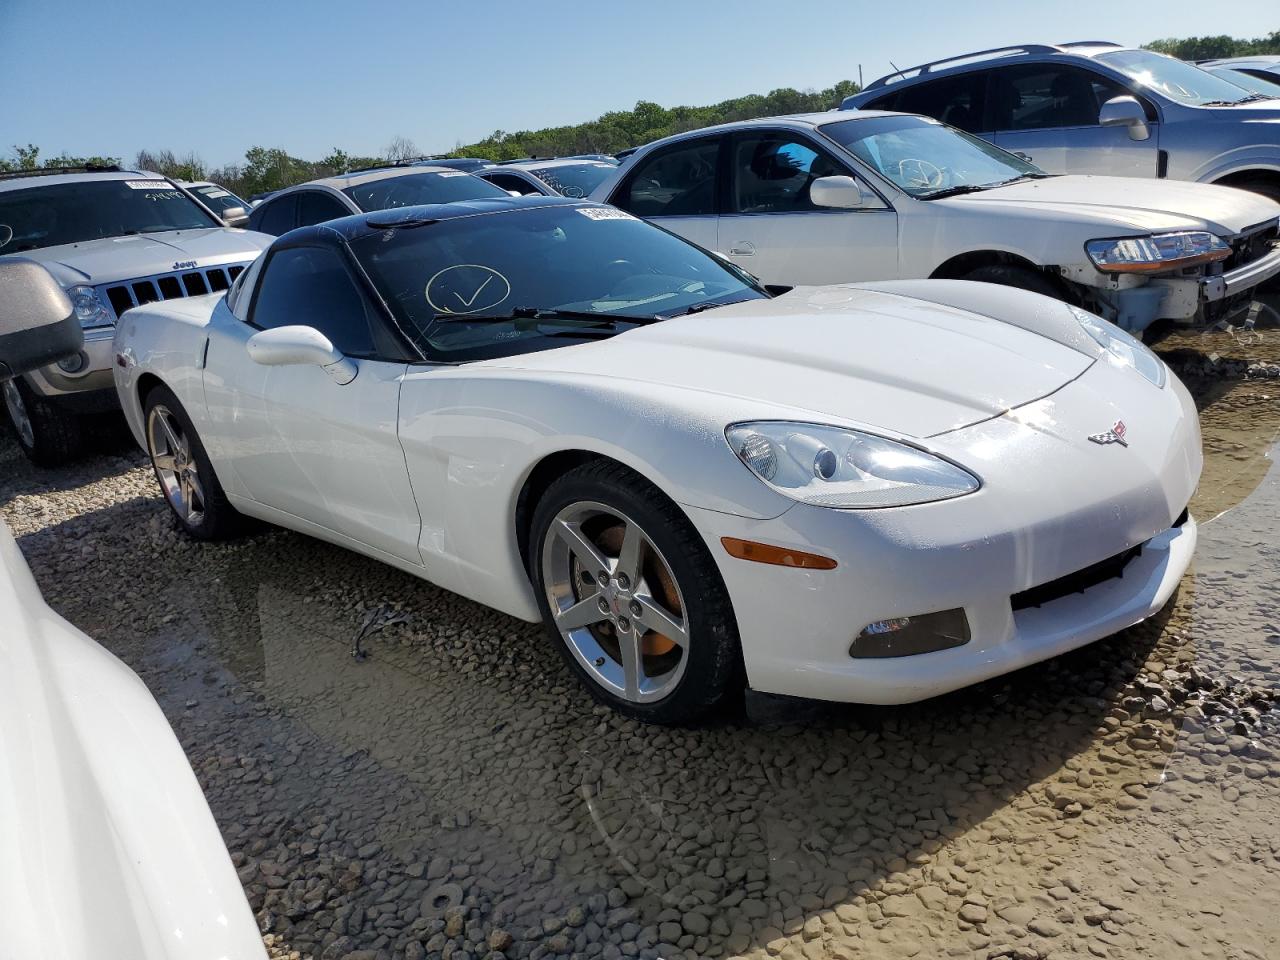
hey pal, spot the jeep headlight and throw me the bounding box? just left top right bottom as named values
left=67, top=284, right=113, bottom=329
left=726, top=422, right=980, bottom=509
left=1070, top=305, right=1165, bottom=388
left=1085, top=231, right=1229, bottom=274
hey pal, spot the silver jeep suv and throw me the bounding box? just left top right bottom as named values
left=842, top=42, right=1280, bottom=201
left=0, top=166, right=270, bottom=464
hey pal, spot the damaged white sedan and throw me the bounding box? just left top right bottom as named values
left=113, top=196, right=1200, bottom=723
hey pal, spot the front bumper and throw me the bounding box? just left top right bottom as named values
left=684, top=359, right=1202, bottom=704
left=23, top=326, right=119, bottom=403
left=1202, top=243, right=1280, bottom=301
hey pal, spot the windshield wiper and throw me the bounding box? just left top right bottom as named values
left=918, top=183, right=990, bottom=200
left=667, top=297, right=760, bottom=317
left=1232, top=92, right=1278, bottom=104
left=429, top=306, right=660, bottom=327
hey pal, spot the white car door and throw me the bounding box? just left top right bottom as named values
left=203, top=243, right=423, bottom=565
left=988, top=64, right=1160, bottom=177
left=719, top=130, right=898, bottom=286
left=607, top=134, right=722, bottom=251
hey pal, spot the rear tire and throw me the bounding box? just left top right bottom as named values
left=528, top=459, right=740, bottom=724
left=143, top=384, right=248, bottom=541
left=2, top=377, right=82, bottom=467
left=960, top=264, right=1065, bottom=300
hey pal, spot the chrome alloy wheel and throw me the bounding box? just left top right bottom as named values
left=2, top=380, right=34, bottom=449
left=542, top=501, right=690, bottom=703
left=147, top=404, right=205, bottom=526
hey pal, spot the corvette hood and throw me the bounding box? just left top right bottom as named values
left=489, top=286, right=1094, bottom=437
left=946, top=174, right=1280, bottom=235
left=0, top=522, right=265, bottom=960
left=1, top=228, right=270, bottom=287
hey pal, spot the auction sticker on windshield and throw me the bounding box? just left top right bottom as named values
left=576, top=208, right=635, bottom=221
left=125, top=180, right=172, bottom=190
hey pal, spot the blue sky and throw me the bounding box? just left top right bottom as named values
left=2, top=0, right=1275, bottom=167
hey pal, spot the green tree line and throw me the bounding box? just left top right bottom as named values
left=3, top=30, right=1277, bottom=198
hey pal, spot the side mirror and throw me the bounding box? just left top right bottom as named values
left=246, top=325, right=357, bottom=384
left=809, top=175, right=878, bottom=210
left=220, top=206, right=249, bottom=228
left=0, top=259, right=84, bottom=382
left=1099, top=96, right=1150, bottom=141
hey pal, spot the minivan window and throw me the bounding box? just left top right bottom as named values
left=873, top=71, right=990, bottom=133
left=991, top=65, right=1129, bottom=130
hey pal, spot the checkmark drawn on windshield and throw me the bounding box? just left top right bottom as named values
left=454, top=275, right=493, bottom=307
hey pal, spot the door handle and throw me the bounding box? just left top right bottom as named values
left=728, top=242, right=755, bottom=256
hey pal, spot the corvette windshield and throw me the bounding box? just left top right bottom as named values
left=819, top=115, right=1043, bottom=198
left=349, top=204, right=764, bottom=362
left=342, top=172, right=509, bottom=212
left=0, top=179, right=217, bottom=252
left=1098, top=50, right=1255, bottom=106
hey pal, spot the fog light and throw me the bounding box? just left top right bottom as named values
left=57, top=352, right=87, bottom=374
left=850, top=608, right=970, bottom=658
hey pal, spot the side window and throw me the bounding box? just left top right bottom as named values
left=249, top=246, right=377, bottom=357
left=248, top=195, right=297, bottom=236
left=991, top=65, right=1125, bottom=131
left=730, top=134, right=847, bottom=214
left=487, top=173, right=542, bottom=195
left=296, top=191, right=352, bottom=227
left=614, top=138, right=720, bottom=217
left=894, top=71, right=990, bottom=133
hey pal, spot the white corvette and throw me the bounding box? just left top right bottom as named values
left=113, top=196, right=1201, bottom=723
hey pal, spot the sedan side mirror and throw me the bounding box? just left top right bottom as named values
left=221, top=206, right=250, bottom=228
left=809, top=176, right=879, bottom=210
left=1099, top=96, right=1150, bottom=141
left=0, top=259, right=84, bottom=382
left=246, top=325, right=357, bottom=384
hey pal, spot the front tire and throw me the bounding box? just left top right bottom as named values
left=528, top=460, right=741, bottom=724
left=2, top=377, right=83, bottom=466
left=143, top=384, right=247, bottom=541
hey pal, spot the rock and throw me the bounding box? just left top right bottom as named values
left=488, top=929, right=513, bottom=951
left=683, top=912, right=710, bottom=936
left=1028, top=917, right=1064, bottom=938
left=959, top=903, right=987, bottom=924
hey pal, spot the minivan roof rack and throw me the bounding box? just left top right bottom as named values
left=1057, top=40, right=1126, bottom=49
left=864, top=42, right=1116, bottom=91
left=0, top=163, right=125, bottom=181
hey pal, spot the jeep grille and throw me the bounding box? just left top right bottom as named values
left=99, top=263, right=249, bottom=321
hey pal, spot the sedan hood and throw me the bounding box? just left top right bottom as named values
left=3, top=228, right=271, bottom=286
left=949, top=175, right=1279, bottom=235
left=0, top=522, right=265, bottom=960
left=487, top=286, right=1094, bottom=437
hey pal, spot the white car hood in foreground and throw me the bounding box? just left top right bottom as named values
left=948, top=175, right=1279, bottom=235
left=6, top=228, right=271, bottom=287
left=0, top=522, right=265, bottom=960
left=483, top=286, right=1094, bottom=437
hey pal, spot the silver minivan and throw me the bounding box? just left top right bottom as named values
left=842, top=42, right=1280, bottom=201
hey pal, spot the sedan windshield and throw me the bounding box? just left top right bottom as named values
left=343, top=171, right=509, bottom=212
left=529, top=162, right=616, bottom=198
left=190, top=183, right=251, bottom=216
left=818, top=115, right=1042, bottom=198
left=1204, top=67, right=1280, bottom=99
left=0, top=178, right=218, bottom=253
left=1097, top=50, right=1255, bottom=106
left=349, top=203, right=765, bottom=362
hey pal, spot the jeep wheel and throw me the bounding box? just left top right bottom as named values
left=2, top=377, right=83, bottom=466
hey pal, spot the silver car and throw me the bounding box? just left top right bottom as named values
left=842, top=42, right=1280, bottom=201
left=0, top=166, right=271, bottom=465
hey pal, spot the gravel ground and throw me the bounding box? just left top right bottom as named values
left=3, top=324, right=1280, bottom=960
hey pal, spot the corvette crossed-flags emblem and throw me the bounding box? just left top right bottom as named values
left=1088, top=420, right=1129, bottom=447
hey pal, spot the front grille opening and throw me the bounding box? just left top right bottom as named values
left=1012, top=544, right=1143, bottom=611
left=132, top=281, right=160, bottom=305
left=157, top=276, right=182, bottom=299
left=181, top=272, right=208, bottom=295
left=228, top=265, right=245, bottom=281
left=207, top=268, right=230, bottom=291
left=105, top=286, right=134, bottom=316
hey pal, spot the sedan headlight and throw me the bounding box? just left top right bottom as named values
left=67, top=284, right=113, bottom=329
left=1069, top=305, right=1165, bottom=388
left=726, top=422, right=980, bottom=509
left=1085, top=231, right=1229, bottom=274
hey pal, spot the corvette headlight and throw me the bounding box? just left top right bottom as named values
left=67, top=284, right=113, bottom=329
left=726, top=422, right=980, bottom=509
left=1070, top=305, right=1165, bottom=388
left=1085, top=231, right=1229, bottom=274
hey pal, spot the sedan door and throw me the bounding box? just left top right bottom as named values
left=719, top=130, right=898, bottom=286
left=988, top=64, right=1160, bottom=177
left=606, top=135, right=722, bottom=251
left=203, top=243, right=423, bottom=565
